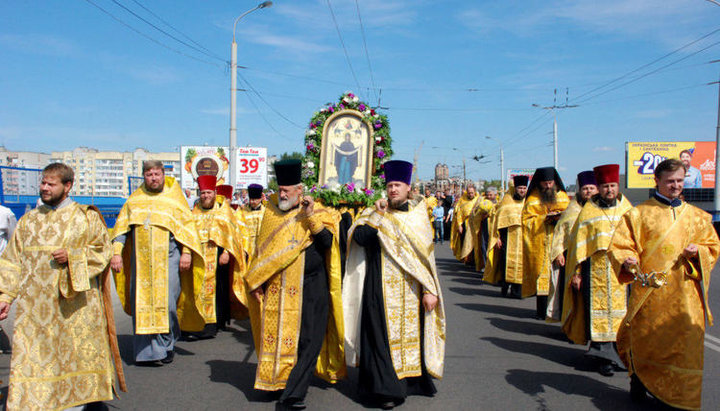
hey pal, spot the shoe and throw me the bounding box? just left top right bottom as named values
left=280, top=399, right=306, bottom=410
left=598, top=363, right=614, bottom=377
left=161, top=350, right=174, bottom=364
left=501, top=284, right=509, bottom=297
left=380, top=401, right=395, bottom=410
left=630, top=375, right=648, bottom=402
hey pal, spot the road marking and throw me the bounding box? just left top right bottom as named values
left=704, top=339, right=720, bottom=353
left=705, top=333, right=720, bottom=345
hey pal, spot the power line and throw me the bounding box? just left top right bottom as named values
left=128, top=0, right=225, bottom=61
left=109, top=0, right=227, bottom=63
left=239, top=88, right=294, bottom=142
left=571, top=26, right=720, bottom=102
left=327, top=0, right=362, bottom=93
left=576, top=40, right=720, bottom=104
left=82, top=0, right=224, bottom=68
left=354, top=0, right=378, bottom=104
left=237, top=73, right=305, bottom=129
left=579, top=82, right=712, bottom=106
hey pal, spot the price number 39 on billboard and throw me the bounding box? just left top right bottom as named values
left=634, top=152, right=667, bottom=175
left=239, top=158, right=260, bottom=174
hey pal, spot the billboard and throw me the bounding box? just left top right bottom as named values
left=235, top=147, right=268, bottom=189
left=507, top=168, right=535, bottom=184
left=181, top=146, right=230, bottom=190
left=626, top=141, right=716, bottom=188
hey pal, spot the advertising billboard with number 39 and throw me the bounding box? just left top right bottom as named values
left=625, top=141, right=716, bottom=188
left=236, top=147, right=267, bottom=189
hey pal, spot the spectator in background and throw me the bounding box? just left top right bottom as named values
left=432, top=202, right=445, bottom=244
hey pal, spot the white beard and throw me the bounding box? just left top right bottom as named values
left=278, top=195, right=298, bottom=211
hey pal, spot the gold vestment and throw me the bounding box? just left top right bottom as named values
left=245, top=197, right=345, bottom=390
left=562, top=195, right=632, bottom=344
left=236, top=203, right=264, bottom=261
left=343, top=198, right=446, bottom=379
left=192, top=199, right=248, bottom=323
left=522, top=189, right=569, bottom=297
left=469, top=198, right=496, bottom=272
left=450, top=193, right=478, bottom=261
left=112, top=176, right=206, bottom=333
left=484, top=190, right=524, bottom=285
left=608, top=198, right=719, bottom=410
left=0, top=203, right=119, bottom=410
left=546, top=199, right=583, bottom=322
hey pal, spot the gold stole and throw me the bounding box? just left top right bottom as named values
left=470, top=198, right=496, bottom=272
left=245, top=200, right=344, bottom=390
left=485, top=193, right=524, bottom=285
left=562, top=196, right=632, bottom=344
left=450, top=194, right=478, bottom=261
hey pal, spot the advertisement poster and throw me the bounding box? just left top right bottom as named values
left=625, top=141, right=716, bottom=188
left=181, top=146, right=230, bottom=190
left=235, top=147, right=268, bottom=189
left=507, top=168, right=535, bottom=184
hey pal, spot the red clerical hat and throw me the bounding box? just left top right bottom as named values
left=593, top=164, right=620, bottom=185
left=216, top=184, right=233, bottom=199
left=197, top=175, right=217, bottom=191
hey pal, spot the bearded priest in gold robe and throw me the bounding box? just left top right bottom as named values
left=484, top=175, right=528, bottom=298
left=246, top=159, right=344, bottom=410
left=344, top=160, right=445, bottom=410
left=562, top=165, right=632, bottom=377
left=450, top=185, right=479, bottom=263
left=608, top=159, right=720, bottom=410
left=547, top=171, right=597, bottom=321
left=0, top=163, right=126, bottom=410
left=522, top=167, right=569, bottom=319
left=186, top=176, right=247, bottom=339
left=110, top=160, right=204, bottom=365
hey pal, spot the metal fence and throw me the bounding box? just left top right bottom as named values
left=0, top=166, right=42, bottom=204
left=128, top=176, right=144, bottom=197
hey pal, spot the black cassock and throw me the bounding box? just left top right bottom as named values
left=279, top=227, right=333, bottom=403
left=352, top=204, right=436, bottom=403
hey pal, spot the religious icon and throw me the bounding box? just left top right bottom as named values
left=318, top=111, right=374, bottom=189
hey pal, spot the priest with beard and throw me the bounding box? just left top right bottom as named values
left=344, top=160, right=445, bottom=410
left=450, top=185, right=479, bottom=263
left=245, top=159, right=345, bottom=410
left=547, top=171, right=597, bottom=322
left=237, top=183, right=265, bottom=262
left=562, top=164, right=632, bottom=377
left=522, top=167, right=569, bottom=319
left=484, top=175, right=528, bottom=298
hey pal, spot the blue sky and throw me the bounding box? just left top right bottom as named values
left=1, top=0, right=719, bottom=183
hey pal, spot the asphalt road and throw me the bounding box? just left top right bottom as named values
left=1, top=243, right=719, bottom=410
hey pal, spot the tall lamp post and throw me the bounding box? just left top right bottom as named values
left=229, top=1, right=272, bottom=190
left=485, top=136, right=504, bottom=191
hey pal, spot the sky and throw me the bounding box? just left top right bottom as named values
left=1, top=0, right=719, bottom=184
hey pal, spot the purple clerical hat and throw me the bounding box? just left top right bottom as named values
left=383, top=160, right=413, bottom=185
left=577, top=170, right=596, bottom=187
left=248, top=184, right=263, bottom=199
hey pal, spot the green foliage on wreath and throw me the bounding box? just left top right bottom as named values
left=302, top=92, right=393, bottom=207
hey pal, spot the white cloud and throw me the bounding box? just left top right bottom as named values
left=593, top=146, right=616, bottom=152
left=0, top=34, right=77, bottom=56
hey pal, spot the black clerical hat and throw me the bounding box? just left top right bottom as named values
left=274, top=159, right=302, bottom=186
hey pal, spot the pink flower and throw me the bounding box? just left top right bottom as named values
left=374, top=122, right=382, bottom=129
left=364, top=188, right=374, bottom=196
left=358, top=103, right=366, bottom=111
left=377, top=149, right=386, bottom=159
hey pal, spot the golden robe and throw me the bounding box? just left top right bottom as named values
left=546, top=198, right=583, bottom=322
left=426, top=195, right=438, bottom=223
left=469, top=198, right=496, bottom=272
left=343, top=198, right=446, bottom=379
left=192, top=199, right=248, bottom=323
left=562, top=195, right=632, bottom=345
left=522, top=190, right=569, bottom=297
left=237, top=203, right=264, bottom=262
left=608, top=198, right=719, bottom=410
left=450, top=193, right=479, bottom=261
left=111, top=176, right=206, bottom=333
left=245, top=197, right=345, bottom=390
left=484, top=191, right=524, bottom=285
left=0, top=202, right=119, bottom=410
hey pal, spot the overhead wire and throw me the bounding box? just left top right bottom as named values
left=237, top=72, right=305, bottom=129
left=354, top=0, right=378, bottom=103
left=81, top=0, right=224, bottom=68
left=237, top=81, right=294, bottom=142
left=326, top=0, right=363, bottom=93
left=108, top=0, right=227, bottom=63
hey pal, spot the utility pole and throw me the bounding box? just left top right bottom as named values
left=533, top=88, right=578, bottom=170
left=463, top=158, right=467, bottom=189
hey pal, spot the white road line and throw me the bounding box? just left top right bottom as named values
left=705, top=333, right=720, bottom=345
left=704, top=340, right=720, bottom=353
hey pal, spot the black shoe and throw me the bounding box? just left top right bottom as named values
left=280, top=399, right=306, bottom=410
left=161, top=350, right=174, bottom=364
left=598, top=363, right=614, bottom=377
left=380, top=401, right=395, bottom=410
left=501, top=284, right=509, bottom=297
left=630, top=375, right=648, bottom=402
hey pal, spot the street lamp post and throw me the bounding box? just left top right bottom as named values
left=486, top=136, right=504, bottom=191
left=229, top=1, right=272, bottom=190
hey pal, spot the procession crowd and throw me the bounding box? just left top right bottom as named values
left=0, top=157, right=716, bottom=411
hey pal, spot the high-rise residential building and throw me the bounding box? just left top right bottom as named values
left=0, top=146, right=52, bottom=196
left=434, top=163, right=450, bottom=190
left=50, top=147, right=180, bottom=197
